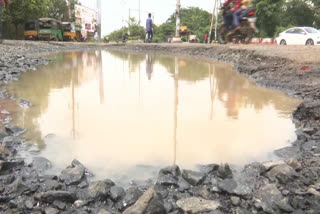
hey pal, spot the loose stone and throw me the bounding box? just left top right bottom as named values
left=181, top=169, right=206, bottom=186
left=176, top=197, right=220, bottom=213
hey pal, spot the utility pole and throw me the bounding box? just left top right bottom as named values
left=209, top=0, right=220, bottom=43
left=208, top=0, right=216, bottom=44
left=128, top=8, right=131, bottom=35
left=175, top=0, right=181, bottom=37
left=97, top=0, right=102, bottom=38
left=214, top=0, right=219, bottom=42
left=66, top=0, right=72, bottom=21
left=138, top=0, right=141, bottom=24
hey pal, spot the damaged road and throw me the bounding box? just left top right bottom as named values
left=0, top=41, right=320, bottom=213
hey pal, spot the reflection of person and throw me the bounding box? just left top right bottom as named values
left=146, top=13, right=153, bottom=43
left=0, top=0, right=9, bottom=41
left=94, top=32, right=99, bottom=40
left=146, top=55, right=153, bottom=80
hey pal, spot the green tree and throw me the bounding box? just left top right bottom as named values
left=48, top=0, right=67, bottom=20
left=107, top=7, right=212, bottom=43
left=154, top=7, right=212, bottom=43
left=2, top=0, right=52, bottom=37
left=127, top=17, right=145, bottom=40
left=310, top=0, right=320, bottom=28
left=281, top=0, right=314, bottom=27
left=153, top=21, right=175, bottom=42
left=2, top=0, right=80, bottom=38
left=167, top=7, right=212, bottom=42
left=255, top=0, right=285, bottom=37
left=107, top=27, right=128, bottom=41
left=107, top=17, right=145, bottom=41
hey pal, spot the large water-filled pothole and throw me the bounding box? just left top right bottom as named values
left=8, top=50, right=301, bottom=186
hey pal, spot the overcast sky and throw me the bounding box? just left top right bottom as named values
left=79, top=0, right=215, bottom=36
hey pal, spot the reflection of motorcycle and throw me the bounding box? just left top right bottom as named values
left=218, top=7, right=257, bottom=44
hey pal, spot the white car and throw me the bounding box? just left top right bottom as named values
left=276, top=27, right=320, bottom=45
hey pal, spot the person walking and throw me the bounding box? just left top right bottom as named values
left=204, top=33, right=208, bottom=44
left=0, top=0, right=9, bottom=42
left=146, top=13, right=153, bottom=43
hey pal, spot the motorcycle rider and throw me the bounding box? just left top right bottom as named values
left=239, top=0, right=253, bottom=20
left=232, top=0, right=253, bottom=31
left=222, top=0, right=242, bottom=30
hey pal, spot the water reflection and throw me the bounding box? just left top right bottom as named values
left=7, top=50, right=301, bottom=184
left=146, top=55, right=153, bottom=80
left=173, top=57, right=179, bottom=166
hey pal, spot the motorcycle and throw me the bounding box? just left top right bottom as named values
left=218, top=7, right=257, bottom=44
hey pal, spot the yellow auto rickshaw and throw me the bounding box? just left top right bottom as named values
left=62, top=22, right=81, bottom=41
left=24, top=20, right=39, bottom=40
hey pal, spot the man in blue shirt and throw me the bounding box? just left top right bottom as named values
left=146, top=13, right=153, bottom=42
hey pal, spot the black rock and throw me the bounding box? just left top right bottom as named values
left=121, top=187, right=143, bottom=210
left=123, top=186, right=166, bottom=214
left=266, top=164, right=299, bottom=184
left=60, top=165, right=85, bottom=185
left=5, top=126, right=26, bottom=136
left=218, top=178, right=252, bottom=197
left=78, top=179, right=89, bottom=189
left=71, top=159, right=94, bottom=177
left=217, top=163, right=233, bottom=179
left=198, top=164, right=219, bottom=174
left=44, top=207, right=60, bottom=214
left=6, top=177, right=30, bottom=196
left=156, top=165, right=181, bottom=187
left=110, top=185, right=126, bottom=202
left=41, top=179, right=62, bottom=191
left=157, top=174, right=178, bottom=187
left=218, top=179, right=237, bottom=193
left=39, top=175, right=58, bottom=182
left=87, top=179, right=115, bottom=200
left=177, top=177, right=191, bottom=192
left=154, top=184, right=169, bottom=199
left=182, top=170, right=206, bottom=186
left=53, top=200, right=67, bottom=210
left=31, top=157, right=52, bottom=172
left=159, top=165, right=181, bottom=177
left=254, top=184, right=293, bottom=214
left=38, top=190, right=76, bottom=203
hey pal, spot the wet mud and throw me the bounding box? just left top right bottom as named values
left=0, top=41, right=319, bottom=213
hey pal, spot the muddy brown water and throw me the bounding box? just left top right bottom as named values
left=7, top=50, right=301, bottom=185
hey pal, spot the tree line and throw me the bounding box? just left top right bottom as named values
left=255, top=0, right=320, bottom=37
left=1, top=0, right=79, bottom=39
left=107, top=0, right=320, bottom=42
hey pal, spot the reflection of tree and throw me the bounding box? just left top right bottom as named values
left=8, top=51, right=102, bottom=147
left=212, top=63, right=300, bottom=118
left=111, top=52, right=300, bottom=119
left=108, top=51, right=145, bottom=73
left=155, top=56, right=209, bottom=82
